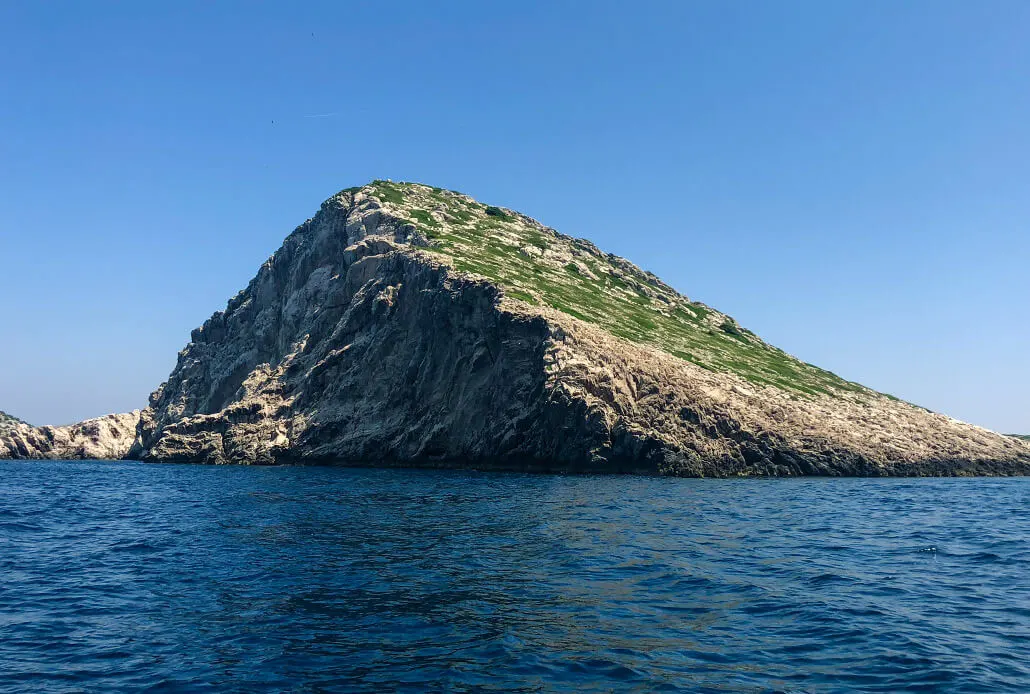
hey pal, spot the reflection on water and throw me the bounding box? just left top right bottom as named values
left=1, top=461, right=1028, bottom=692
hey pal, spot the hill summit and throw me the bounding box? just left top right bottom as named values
left=4, top=181, right=1029, bottom=475
left=0, top=411, right=27, bottom=435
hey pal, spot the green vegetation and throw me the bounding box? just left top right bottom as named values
left=1010, top=434, right=1030, bottom=441
left=366, top=181, right=871, bottom=398
left=407, top=209, right=439, bottom=228
left=370, top=180, right=405, bottom=205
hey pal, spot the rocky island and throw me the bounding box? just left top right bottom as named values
left=3, top=181, right=1029, bottom=475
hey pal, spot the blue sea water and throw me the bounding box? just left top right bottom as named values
left=0, top=461, right=1027, bottom=693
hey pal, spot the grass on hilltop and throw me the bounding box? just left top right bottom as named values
left=366, top=180, right=870, bottom=398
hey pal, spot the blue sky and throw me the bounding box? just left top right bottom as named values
left=1, top=1, right=1027, bottom=432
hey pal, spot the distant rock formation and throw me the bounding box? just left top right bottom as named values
left=4, top=181, right=1029, bottom=475
left=0, top=411, right=140, bottom=460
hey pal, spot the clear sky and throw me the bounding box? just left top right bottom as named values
left=1, top=1, right=1027, bottom=433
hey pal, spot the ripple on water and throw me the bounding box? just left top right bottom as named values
left=0, top=463, right=1028, bottom=693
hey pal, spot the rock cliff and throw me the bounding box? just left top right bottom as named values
left=4, top=181, right=1029, bottom=475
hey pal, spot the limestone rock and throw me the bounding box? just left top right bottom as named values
left=1, top=411, right=141, bottom=460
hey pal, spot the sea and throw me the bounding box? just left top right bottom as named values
left=1, top=460, right=1027, bottom=692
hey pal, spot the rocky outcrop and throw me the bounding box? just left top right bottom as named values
left=122, top=184, right=1029, bottom=475
left=0, top=410, right=27, bottom=435
left=1, top=411, right=141, bottom=460
left=5, top=182, right=1030, bottom=475
left=127, top=215, right=565, bottom=466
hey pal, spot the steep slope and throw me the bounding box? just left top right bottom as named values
left=113, top=181, right=1028, bottom=475
left=0, top=411, right=140, bottom=460
left=374, top=181, right=863, bottom=397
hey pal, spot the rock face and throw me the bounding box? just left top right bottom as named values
left=4, top=181, right=1030, bottom=475
left=0, top=411, right=141, bottom=460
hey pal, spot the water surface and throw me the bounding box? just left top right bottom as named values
left=1, top=461, right=1028, bottom=692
